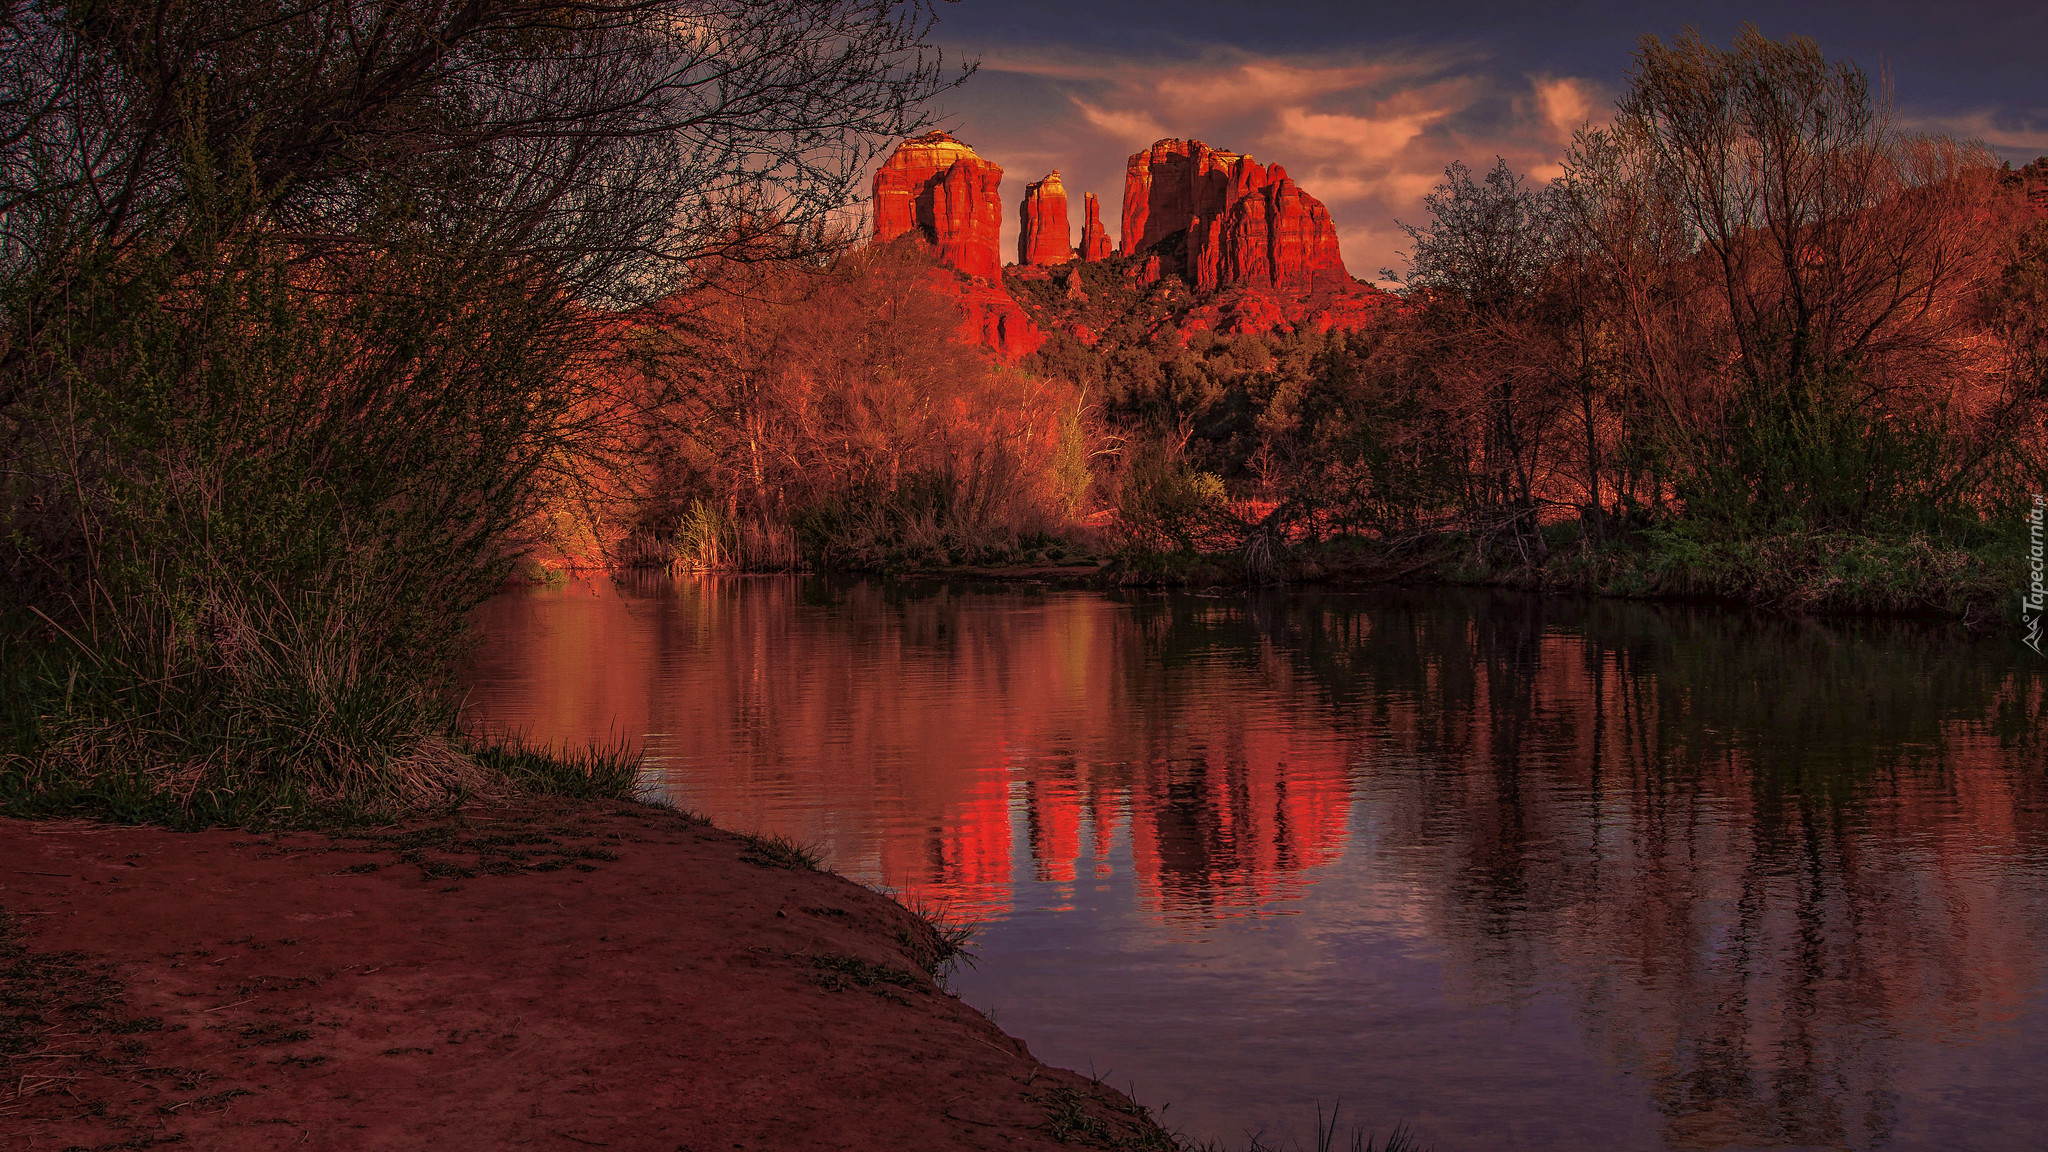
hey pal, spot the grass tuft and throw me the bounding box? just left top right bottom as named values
left=736, top=831, right=822, bottom=871
left=467, top=735, right=643, bottom=801
left=895, top=896, right=981, bottom=981
left=807, top=952, right=923, bottom=993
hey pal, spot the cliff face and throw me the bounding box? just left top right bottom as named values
left=951, top=274, right=1046, bottom=360
left=1018, top=172, right=1074, bottom=267
left=1121, top=140, right=1350, bottom=297
left=1189, top=164, right=1350, bottom=296
left=873, top=132, right=1005, bottom=282
left=1119, top=139, right=1244, bottom=258
left=1078, top=194, right=1113, bottom=261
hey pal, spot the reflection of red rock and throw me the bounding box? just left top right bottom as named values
left=878, top=768, right=1013, bottom=921
left=1019, top=171, right=1074, bottom=267
left=1119, top=723, right=1353, bottom=917
left=1079, top=193, right=1114, bottom=261
left=1026, top=778, right=1083, bottom=885
left=872, top=132, right=1004, bottom=282
left=1006, top=706, right=1353, bottom=918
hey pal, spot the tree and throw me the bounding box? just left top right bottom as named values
left=1619, top=27, right=2000, bottom=395
left=1398, top=159, right=1571, bottom=551
left=1615, top=26, right=2012, bottom=530
left=0, top=0, right=961, bottom=293
left=1553, top=118, right=1720, bottom=525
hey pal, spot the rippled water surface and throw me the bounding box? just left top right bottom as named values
left=461, top=575, right=2048, bottom=1151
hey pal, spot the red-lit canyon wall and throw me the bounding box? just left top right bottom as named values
left=1121, top=138, right=1351, bottom=296
left=872, top=131, right=1005, bottom=282
left=873, top=130, right=1385, bottom=348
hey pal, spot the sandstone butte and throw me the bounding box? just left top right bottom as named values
left=871, top=132, right=1043, bottom=360
left=870, top=131, right=1385, bottom=355
left=872, top=130, right=1005, bottom=282
left=1018, top=170, right=1074, bottom=266
left=1121, top=137, right=1351, bottom=297
left=1078, top=192, right=1114, bottom=261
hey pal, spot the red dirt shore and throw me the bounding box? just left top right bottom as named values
left=0, top=801, right=1173, bottom=1150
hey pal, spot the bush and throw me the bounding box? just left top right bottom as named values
left=1115, top=442, right=1229, bottom=553
left=0, top=181, right=594, bottom=816
left=1670, top=368, right=1975, bottom=537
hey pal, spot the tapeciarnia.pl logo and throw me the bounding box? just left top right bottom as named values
left=2026, top=494, right=2045, bottom=657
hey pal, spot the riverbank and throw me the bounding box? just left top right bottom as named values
left=531, top=520, right=2028, bottom=626
left=1101, top=528, right=2026, bottom=624
left=0, top=799, right=1178, bottom=1150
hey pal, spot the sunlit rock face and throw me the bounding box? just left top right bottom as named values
left=1118, top=138, right=1245, bottom=258
left=1189, top=164, right=1350, bottom=296
left=950, top=273, right=1046, bottom=360
left=1005, top=137, right=1387, bottom=344
left=872, top=131, right=1005, bottom=282
left=1121, top=139, right=1350, bottom=297
left=1018, top=171, right=1074, bottom=266
left=1078, top=193, right=1113, bottom=261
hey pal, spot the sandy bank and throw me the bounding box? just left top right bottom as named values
left=0, top=801, right=1173, bottom=1150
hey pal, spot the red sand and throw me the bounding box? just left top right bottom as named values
left=0, top=802, right=1172, bottom=1150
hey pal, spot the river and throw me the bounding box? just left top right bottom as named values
left=461, top=574, right=2048, bottom=1151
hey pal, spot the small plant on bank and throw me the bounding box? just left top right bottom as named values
left=895, top=897, right=981, bottom=982
left=467, top=736, right=645, bottom=802
left=807, top=952, right=923, bottom=993
left=736, top=831, right=823, bottom=871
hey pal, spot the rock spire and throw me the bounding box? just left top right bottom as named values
left=1078, top=193, right=1113, bottom=261
left=1018, top=171, right=1074, bottom=267
left=1119, top=139, right=1349, bottom=296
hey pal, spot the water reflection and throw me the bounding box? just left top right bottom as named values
left=462, top=576, right=2048, bottom=1151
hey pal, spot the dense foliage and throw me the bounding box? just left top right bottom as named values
left=617, top=244, right=1103, bottom=571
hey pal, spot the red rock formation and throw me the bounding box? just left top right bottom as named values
left=1191, top=165, right=1350, bottom=296
left=1078, top=193, right=1113, bottom=261
left=872, top=131, right=1004, bottom=282
left=1170, top=284, right=1396, bottom=344
left=1119, top=140, right=1352, bottom=300
left=943, top=271, right=1046, bottom=361
left=1119, top=139, right=1246, bottom=257
left=1018, top=171, right=1074, bottom=267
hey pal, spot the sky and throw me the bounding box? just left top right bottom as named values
left=911, top=1, right=2048, bottom=283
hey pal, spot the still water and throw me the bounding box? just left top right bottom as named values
left=461, top=575, right=2048, bottom=1151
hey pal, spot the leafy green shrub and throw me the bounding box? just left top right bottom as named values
left=1116, top=443, right=1229, bottom=553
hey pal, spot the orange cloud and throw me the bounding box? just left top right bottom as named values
left=1901, top=110, right=2048, bottom=159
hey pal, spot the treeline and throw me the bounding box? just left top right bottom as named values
left=598, top=244, right=1102, bottom=573
left=1026, top=30, right=2048, bottom=612
left=559, top=27, right=2046, bottom=619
